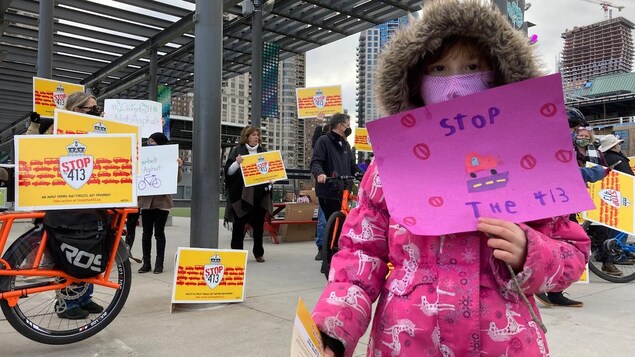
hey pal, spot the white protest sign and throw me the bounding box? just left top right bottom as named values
left=104, top=99, right=162, bottom=138
left=137, top=144, right=179, bottom=196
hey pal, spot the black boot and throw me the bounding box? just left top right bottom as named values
left=125, top=215, right=140, bottom=262
left=125, top=235, right=136, bottom=260
left=138, top=238, right=152, bottom=273
left=124, top=234, right=143, bottom=263
left=125, top=213, right=139, bottom=247
left=154, top=239, right=165, bottom=274
left=138, top=261, right=151, bottom=273
left=125, top=235, right=135, bottom=251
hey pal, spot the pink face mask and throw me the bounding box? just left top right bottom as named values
left=420, top=71, right=494, bottom=106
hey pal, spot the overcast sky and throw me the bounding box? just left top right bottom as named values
left=305, top=0, right=635, bottom=127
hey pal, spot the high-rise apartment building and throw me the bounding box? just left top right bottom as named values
left=222, top=73, right=251, bottom=124
left=212, top=55, right=306, bottom=168
left=171, top=92, right=194, bottom=117
left=356, top=17, right=409, bottom=126
left=561, top=17, right=635, bottom=91
left=265, top=54, right=306, bottom=169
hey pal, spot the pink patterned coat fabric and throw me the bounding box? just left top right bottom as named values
left=312, top=162, right=590, bottom=357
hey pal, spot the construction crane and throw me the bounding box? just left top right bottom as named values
left=581, top=0, right=625, bottom=19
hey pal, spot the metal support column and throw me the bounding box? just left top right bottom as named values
left=149, top=48, right=158, bottom=101
left=250, top=0, right=263, bottom=128
left=37, top=0, right=54, bottom=78
left=190, top=0, right=223, bottom=248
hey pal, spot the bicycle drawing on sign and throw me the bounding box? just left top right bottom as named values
left=138, top=174, right=161, bottom=191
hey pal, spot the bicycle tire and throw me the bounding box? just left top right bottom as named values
left=138, top=181, right=147, bottom=190
left=321, top=211, right=346, bottom=280
left=588, top=240, right=635, bottom=283
left=0, top=230, right=132, bottom=344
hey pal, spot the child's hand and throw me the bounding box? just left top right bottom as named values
left=324, top=347, right=336, bottom=357
left=476, top=217, right=528, bottom=272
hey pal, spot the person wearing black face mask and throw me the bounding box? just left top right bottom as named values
left=536, top=124, right=610, bottom=309
left=27, top=91, right=102, bottom=135
left=310, top=113, right=361, bottom=261
left=84, top=105, right=102, bottom=116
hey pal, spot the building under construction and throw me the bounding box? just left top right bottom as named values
left=561, top=17, right=635, bottom=91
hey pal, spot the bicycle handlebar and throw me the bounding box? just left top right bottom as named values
left=326, top=172, right=364, bottom=181
left=326, top=175, right=356, bottom=180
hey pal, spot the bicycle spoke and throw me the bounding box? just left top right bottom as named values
left=1, top=237, right=131, bottom=344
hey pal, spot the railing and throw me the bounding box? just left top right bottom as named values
left=588, top=116, right=635, bottom=127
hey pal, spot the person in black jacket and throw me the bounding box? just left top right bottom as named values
left=310, top=113, right=361, bottom=230
left=599, top=134, right=633, bottom=175
left=598, top=133, right=635, bottom=269
left=311, top=122, right=330, bottom=260
left=223, top=126, right=273, bottom=263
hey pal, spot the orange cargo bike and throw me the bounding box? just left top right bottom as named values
left=0, top=208, right=136, bottom=344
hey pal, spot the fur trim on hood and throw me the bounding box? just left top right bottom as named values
left=375, top=0, right=544, bottom=116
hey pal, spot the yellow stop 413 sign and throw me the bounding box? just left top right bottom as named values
left=240, top=150, right=287, bottom=187
left=14, top=134, right=137, bottom=210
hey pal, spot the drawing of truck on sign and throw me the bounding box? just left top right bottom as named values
left=465, top=152, right=509, bottom=193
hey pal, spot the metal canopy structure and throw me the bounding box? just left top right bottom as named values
left=0, top=0, right=422, bottom=136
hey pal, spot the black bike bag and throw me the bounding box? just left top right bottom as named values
left=43, top=209, right=113, bottom=279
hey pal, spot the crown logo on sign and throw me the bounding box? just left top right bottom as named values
left=209, top=253, right=222, bottom=265
left=315, top=89, right=323, bottom=96
left=93, top=121, right=107, bottom=134
left=66, top=140, right=87, bottom=155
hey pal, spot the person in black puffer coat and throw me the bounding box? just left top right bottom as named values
left=310, top=113, right=361, bottom=230
left=599, top=134, right=634, bottom=175
left=597, top=133, right=635, bottom=267
left=310, top=122, right=330, bottom=261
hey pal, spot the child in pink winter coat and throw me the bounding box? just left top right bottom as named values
left=312, top=1, right=590, bottom=356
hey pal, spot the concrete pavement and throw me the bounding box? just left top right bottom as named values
left=1, top=216, right=634, bottom=356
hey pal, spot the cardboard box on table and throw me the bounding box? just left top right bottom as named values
left=278, top=202, right=318, bottom=242
left=299, top=189, right=318, bottom=203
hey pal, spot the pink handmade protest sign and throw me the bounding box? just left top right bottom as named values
left=366, top=74, right=595, bottom=235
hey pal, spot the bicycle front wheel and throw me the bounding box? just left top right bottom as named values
left=588, top=236, right=635, bottom=283
left=321, top=211, right=346, bottom=280
left=0, top=231, right=132, bottom=344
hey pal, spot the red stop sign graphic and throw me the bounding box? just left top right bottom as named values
left=555, top=149, right=573, bottom=163
left=428, top=196, right=444, bottom=207
left=402, top=216, right=417, bottom=226
left=413, top=143, right=431, bottom=160
left=540, top=103, right=558, bottom=117
left=401, top=114, right=416, bottom=128
left=520, top=155, right=537, bottom=169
